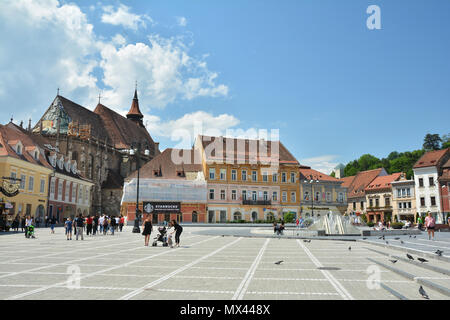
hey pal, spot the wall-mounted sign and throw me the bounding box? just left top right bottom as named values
left=143, top=202, right=181, bottom=213
left=1, top=180, right=20, bottom=197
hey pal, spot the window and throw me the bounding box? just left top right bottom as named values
left=242, top=170, right=247, bottom=181
left=338, top=192, right=344, bottom=202
left=281, top=172, right=287, bottom=183
left=420, top=197, right=425, bottom=207
left=385, top=197, right=390, bottom=207
left=242, top=190, right=247, bottom=200
left=209, top=189, right=215, bottom=200
left=290, top=172, right=295, bottom=183
left=419, top=178, right=424, bottom=187
left=231, top=190, right=237, bottom=200
left=209, top=168, right=215, bottom=180
left=262, top=172, right=268, bottom=182
left=272, top=173, right=277, bottom=182
left=252, top=191, right=257, bottom=201
left=397, top=189, right=401, bottom=198
left=220, top=169, right=226, bottom=180
left=282, top=192, right=287, bottom=202
left=369, top=199, right=373, bottom=207
left=17, top=144, right=22, bottom=155
left=85, top=188, right=89, bottom=203
left=231, top=170, right=237, bottom=181
left=407, top=188, right=411, bottom=197
left=398, top=202, right=402, bottom=209
left=304, top=191, right=310, bottom=201
left=401, top=188, right=406, bottom=197
left=431, top=196, right=436, bottom=206
left=11, top=172, right=17, bottom=180
left=263, top=191, right=268, bottom=201
left=375, top=198, right=379, bottom=207
left=272, top=191, right=278, bottom=201
left=50, top=179, right=55, bottom=197
left=408, top=202, right=411, bottom=208
left=326, top=192, right=331, bottom=202
left=72, top=183, right=77, bottom=202
left=28, top=176, right=34, bottom=191
left=353, top=202, right=356, bottom=210
left=220, top=190, right=226, bottom=200
left=65, top=182, right=70, bottom=201
left=291, top=192, right=296, bottom=202
left=252, top=171, right=257, bottom=181
left=429, top=177, right=434, bottom=187
left=315, top=191, right=320, bottom=202
left=40, top=179, right=45, bottom=193
left=20, top=175, right=26, bottom=190
left=361, top=201, right=365, bottom=209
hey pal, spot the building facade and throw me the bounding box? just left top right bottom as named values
left=364, top=172, right=402, bottom=222
left=391, top=173, right=416, bottom=222
left=299, top=166, right=347, bottom=218
left=413, top=148, right=450, bottom=224
left=196, top=135, right=300, bottom=223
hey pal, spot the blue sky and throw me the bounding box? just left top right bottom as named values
left=0, top=0, right=449, bottom=173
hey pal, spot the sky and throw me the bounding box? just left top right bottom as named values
left=0, top=0, right=449, bottom=174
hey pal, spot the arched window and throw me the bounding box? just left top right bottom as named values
left=192, top=211, right=198, bottom=223
left=251, top=211, right=258, bottom=221
left=233, top=211, right=242, bottom=221
left=266, top=212, right=275, bottom=222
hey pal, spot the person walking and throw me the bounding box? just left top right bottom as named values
left=74, top=214, right=85, bottom=240
left=65, top=217, right=73, bottom=240
left=103, top=216, right=109, bottom=235
left=86, top=215, right=93, bottom=236
left=425, top=212, right=436, bottom=241
left=93, top=215, right=98, bottom=235
left=142, top=216, right=153, bottom=246
left=99, top=215, right=104, bottom=235
left=20, top=216, right=26, bottom=233
left=119, top=215, right=124, bottom=232
left=110, top=216, right=116, bottom=235
left=50, top=216, right=57, bottom=234
left=170, top=220, right=183, bottom=248
left=12, top=215, right=19, bottom=232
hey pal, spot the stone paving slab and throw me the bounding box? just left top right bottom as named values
left=0, top=226, right=449, bottom=300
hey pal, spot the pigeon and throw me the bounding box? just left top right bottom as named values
left=274, top=260, right=284, bottom=265
left=385, top=241, right=389, bottom=245
left=419, top=286, right=429, bottom=299
left=409, top=235, right=412, bottom=238
left=362, top=237, right=367, bottom=240
left=413, top=236, right=416, bottom=239
left=418, top=258, right=428, bottom=263
left=435, top=250, right=443, bottom=256
left=394, top=237, right=400, bottom=240
left=406, top=254, right=414, bottom=260
left=378, top=236, right=383, bottom=239
left=400, top=240, right=404, bottom=244
left=348, top=246, right=351, bottom=251
left=303, top=239, right=311, bottom=243
left=389, top=259, right=398, bottom=264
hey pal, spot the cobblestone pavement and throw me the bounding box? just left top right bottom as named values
left=0, top=226, right=448, bottom=300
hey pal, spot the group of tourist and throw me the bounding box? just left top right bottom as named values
left=64, top=214, right=126, bottom=240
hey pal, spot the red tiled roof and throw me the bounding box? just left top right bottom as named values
left=127, top=148, right=203, bottom=180
left=340, top=168, right=386, bottom=199
left=413, top=148, right=450, bottom=168
left=365, top=172, right=402, bottom=192
left=339, top=176, right=355, bottom=188
left=299, top=167, right=341, bottom=182
left=198, top=135, right=299, bottom=165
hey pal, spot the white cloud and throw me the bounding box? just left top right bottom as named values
left=101, top=4, right=152, bottom=31
left=99, top=35, right=229, bottom=111
left=0, top=0, right=229, bottom=123
left=300, top=155, right=340, bottom=175
left=177, top=16, right=187, bottom=27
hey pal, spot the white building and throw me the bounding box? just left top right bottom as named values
left=413, top=148, right=450, bottom=224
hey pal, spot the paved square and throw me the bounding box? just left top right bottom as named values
left=0, top=226, right=449, bottom=300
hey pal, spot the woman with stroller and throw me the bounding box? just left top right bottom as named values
left=142, top=216, right=152, bottom=246
left=170, top=220, right=183, bottom=248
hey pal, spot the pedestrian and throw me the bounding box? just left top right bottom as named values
left=142, top=216, right=152, bottom=246
left=110, top=216, right=116, bottom=235
left=170, top=220, right=183, bottom=248
left=119, top=215, right=124, bottom=232
left=86, top=215, right=93, bottom=236
left=50, top=216, right=57, bottom=234
left=65, top=217, right=73, bottom=240
left=12, top=215, right=19, bottom=232
left=20, top=216, right=25, bottom=233
left=99, top=215, right=104, bottom=234
left=25, top=215, right=32, bottom=238
left=74, top=214, right=85, bottom=240
left=93, top=215, right=98, bottom=235
left=425, top=212, right=436, bottom=241
left=103, top=216, right=109, bottom=235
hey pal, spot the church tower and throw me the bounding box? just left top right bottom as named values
left=126, top=89, right=144, bottom=127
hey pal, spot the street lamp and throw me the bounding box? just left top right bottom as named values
left=304, top=177, right=319, bottom=218
left=128, top=142, right=150, bottom=233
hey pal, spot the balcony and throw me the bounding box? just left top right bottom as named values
left=242, top=200, right=272, bottom=206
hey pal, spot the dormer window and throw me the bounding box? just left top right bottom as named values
left=16, top=144, right=22, bottom=155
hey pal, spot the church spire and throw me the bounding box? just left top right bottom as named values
left=126, top=85, right=144, bottom=127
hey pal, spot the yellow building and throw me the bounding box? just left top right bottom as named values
left=195, top=135, right=300, bottom=222
left=0, top=124, right=52, bottom=224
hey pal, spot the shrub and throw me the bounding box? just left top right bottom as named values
left=391, top=222, right=404, bottom=229
left=283, top=212, right=295, bottom=223
left=367, top=222, right=375, bottom=227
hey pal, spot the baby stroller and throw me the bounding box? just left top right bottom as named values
left=26, top=225, right=35, bottom=239
left=152, top=226, right=168, bottom=247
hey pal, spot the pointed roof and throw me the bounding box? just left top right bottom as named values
left=127, top=89, right=143, bottom=119
left=299, top=167, right=342, bottom=183
left=339, top=168, right=387, bottom=199
left=365, top=172, right=402, bottom=192
left=413, top=148, right=450, bottom=169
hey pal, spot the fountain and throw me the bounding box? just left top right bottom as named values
left=308, top=211, right=364, bottom=235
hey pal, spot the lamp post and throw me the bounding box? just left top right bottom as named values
left=304, top=177, right=319, bottom=218
left=129, top=142, right=150, bottom=233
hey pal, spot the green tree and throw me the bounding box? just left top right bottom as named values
left=442, top=133, right=450, bottom=149
left=330, top=171, right=336, bottom=178
left=423, top=134, right=442, bottom=151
